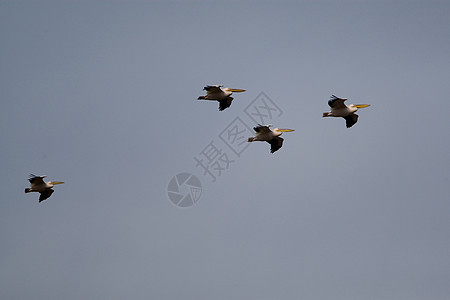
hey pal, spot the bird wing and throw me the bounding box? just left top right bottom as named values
left=39, top=189, right=54, bottom=202
left=267, top=136, right=284, bottom=153
left=344, top=114, right=358, bottom=128
left=29, top=174, right=45, bottom=185
left=203, top=85, right=223, bottom=93
left=253, top=125, right=272, bottom=133
left=218, top=97, right=233, bottom=111
left=328, top=95, right=347, bottom=109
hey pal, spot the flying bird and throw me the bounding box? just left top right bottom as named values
left=323, top=95, right=370, bottom=128
left=198, top=85, right=246, bottom=111
left=25, top=174, right=64, bottom=203
left=248, top=124, right=294, bottom=153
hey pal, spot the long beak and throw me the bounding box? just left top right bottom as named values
left=354, top=104, right=370, bottom=108
left=278, top=129, right=295, bottom=132
left=229, top=89, right=246, bottom=93
left=52, top=181, right=64, bottom=185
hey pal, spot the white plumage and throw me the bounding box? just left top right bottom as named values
left=323, top=95, right=370, bottom=128
left=198, top=85, right=246, bottom=111
left=248, top=124, right=294, bottom=153
left=25, top=174, right=64, bottom=203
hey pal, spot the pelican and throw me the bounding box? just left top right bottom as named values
left=25, top=174, right=64, bottom=203
left=198, top=85, right=246, bottom=111
left=323, top=95, right=370, bottom=128
left=248, top=124, right=294, bottom=153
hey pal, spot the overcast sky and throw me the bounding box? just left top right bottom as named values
left=1, top=1, right=450, bottom=299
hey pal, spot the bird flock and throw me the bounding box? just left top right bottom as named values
left=25, top=85, right=370, bottom=203
left=198, top=84, right=370, bottom=152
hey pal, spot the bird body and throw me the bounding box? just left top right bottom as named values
left=323, top=95, right=370, bottom=128
left=248, top=124, right=294, bottom=153
left=25, top=174, right=64, bottom=202
left=198, top=85, right=246, bottom=111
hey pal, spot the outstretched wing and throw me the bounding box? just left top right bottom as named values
left=328, top=95, right=347, bottom=109
left=267, top=136, right=284, bottom=153
left=29, top=174, right=45, bottom=185
left=253, top=125, right=272, bottom=133
left=39, top=189, right=54, bottom=202
left=218, top=97, right=233, bottom=111
left=344, top=114, right=358, bottom=128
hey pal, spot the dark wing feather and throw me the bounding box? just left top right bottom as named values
left=343, top=114, right=358, bottom=128
left=328, top=95, right=347, bottom=108
left=29, top=174, right=45, bottom=185
left=253, top=125, right=271, bottom=133
left=218, top=97, right=233, bottom=111
left=39, top=189, right=54, bottom=202
left=267, top=136, right=284, bottom=153
left=203, top=85, right=222, bottom=92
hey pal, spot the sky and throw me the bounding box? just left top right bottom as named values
left=1, top=1, right=450, bottom=299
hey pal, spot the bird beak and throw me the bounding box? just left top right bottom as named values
left=229, top=89, right=246, bottom=93
left=278, top=129, right=295, bottom=132
left=52, top=181, right=64, bottom=185
left=354, top=104, right=370, bottom=108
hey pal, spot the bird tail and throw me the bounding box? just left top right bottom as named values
left=25, top=188, right=32, bottom=193
left=323, top=112, right=330, bottom=117
left=198, top=96, right=206, bottom=100
left=248, top=137, right=254, bottom=142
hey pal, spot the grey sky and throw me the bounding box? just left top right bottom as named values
left=1, top=1, right=450, bottom=299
